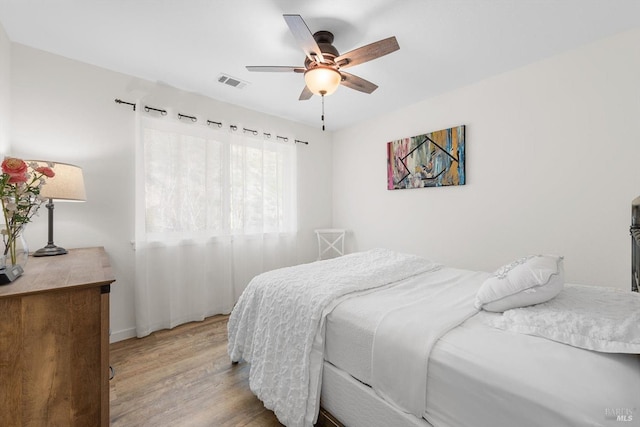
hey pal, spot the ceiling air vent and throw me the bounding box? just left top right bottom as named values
left=217, top=73, right=248, bottom=89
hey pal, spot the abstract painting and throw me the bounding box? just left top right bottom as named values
left=387, top=125, right=465, bottom=190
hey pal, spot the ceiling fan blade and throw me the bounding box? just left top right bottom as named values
left=283, top=14, right=325, bottom=64
left=299, top=86, right=313, bottom=100
left=246, top=66, right=305, bottom=73
left=340, top=72, right=378, bottom=94
left=335, top=36, right=400, bottom=69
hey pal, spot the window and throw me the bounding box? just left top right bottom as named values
left=141, top=119, right=297, bottom=240
left=134, top=116, right=299, bottom=337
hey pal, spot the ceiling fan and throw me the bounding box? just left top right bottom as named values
left=246, top=14, right=400, bottom=101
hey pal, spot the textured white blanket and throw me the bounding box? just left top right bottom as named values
left=227, top=248, right=441, bottom=427
left=486, top=284, right=640, bottom=353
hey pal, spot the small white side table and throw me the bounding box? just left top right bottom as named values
left=315, top=229, right=346, bottom=260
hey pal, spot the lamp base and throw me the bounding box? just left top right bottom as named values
left=33, top=245, right=68, bottom=257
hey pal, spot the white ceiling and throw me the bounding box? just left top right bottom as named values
left=1, top=0, right=639, bottom=131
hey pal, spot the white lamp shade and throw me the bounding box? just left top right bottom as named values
left=29, top=161, right=86, bottom=201
left=304, top=67, right=342, bottom=96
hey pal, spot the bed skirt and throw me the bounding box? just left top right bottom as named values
left=319, top=362, right=432, bottom=427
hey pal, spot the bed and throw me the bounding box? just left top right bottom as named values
left=228, top=249, right=640, bottom=427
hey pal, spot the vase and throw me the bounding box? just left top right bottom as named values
left=0, top=231, right=28, bottom=283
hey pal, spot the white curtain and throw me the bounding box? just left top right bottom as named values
left=134, top=115, right=298, bottom=337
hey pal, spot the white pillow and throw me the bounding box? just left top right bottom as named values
left=475, top=255, right=564, bottom=312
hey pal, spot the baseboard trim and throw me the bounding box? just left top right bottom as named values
left=110, top=327, right=136, bottom=343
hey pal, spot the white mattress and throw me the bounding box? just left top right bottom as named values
left=324, top=267, right=640, bottom=427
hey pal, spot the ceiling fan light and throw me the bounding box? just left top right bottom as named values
left=304, top=67, right=342, bottom=96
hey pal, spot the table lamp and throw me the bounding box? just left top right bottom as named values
left=29, top=161, right=86, bottom=257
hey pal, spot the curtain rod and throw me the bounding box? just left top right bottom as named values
left=178, top=113, right=197, bottom=122
left=115, top=98, right=309, bottom=145
left=144, top=105, right=167, bottom=115
left=115, top=98, right=136, bottom=111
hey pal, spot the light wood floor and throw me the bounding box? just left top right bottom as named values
left=109, top=315, right=283, bottom=427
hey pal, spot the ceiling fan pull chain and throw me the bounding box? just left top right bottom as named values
left=321, top=92, right=326, bottom=131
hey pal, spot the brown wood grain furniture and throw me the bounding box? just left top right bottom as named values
left=631, top=196, right=640, bottom=292
left=0, top=247, right=115, bottom=427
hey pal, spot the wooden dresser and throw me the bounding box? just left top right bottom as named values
left=631, top=196, right=640, bottom=292
left=0, top=247, right=115, bottom=426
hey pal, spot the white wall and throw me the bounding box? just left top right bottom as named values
left=0, top=23, right=10, bottom=153
left=6, top=23, right=638, bottom=343
left=333, top=28, right=640, bottom=290
left=9, top=44, right=333, bottom=341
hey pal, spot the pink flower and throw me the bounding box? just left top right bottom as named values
left=35, top=166, right=55, bottom=178
left=7, top=173, right=28, bottom=184
left=0, top=157, right=56, bottom=264
left=2, top=157, right=28, bottom=178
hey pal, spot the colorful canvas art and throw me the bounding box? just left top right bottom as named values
left=387, top=125, right=465, bottom=190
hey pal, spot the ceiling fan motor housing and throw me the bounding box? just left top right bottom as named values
left=308, top=31, right=339, bottom=67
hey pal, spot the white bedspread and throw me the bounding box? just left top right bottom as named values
left=371, top=270, right=485, bottom=417
left=227, top=248, right=441, bottom=427
left=486, top=283, right=640, bottom=353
